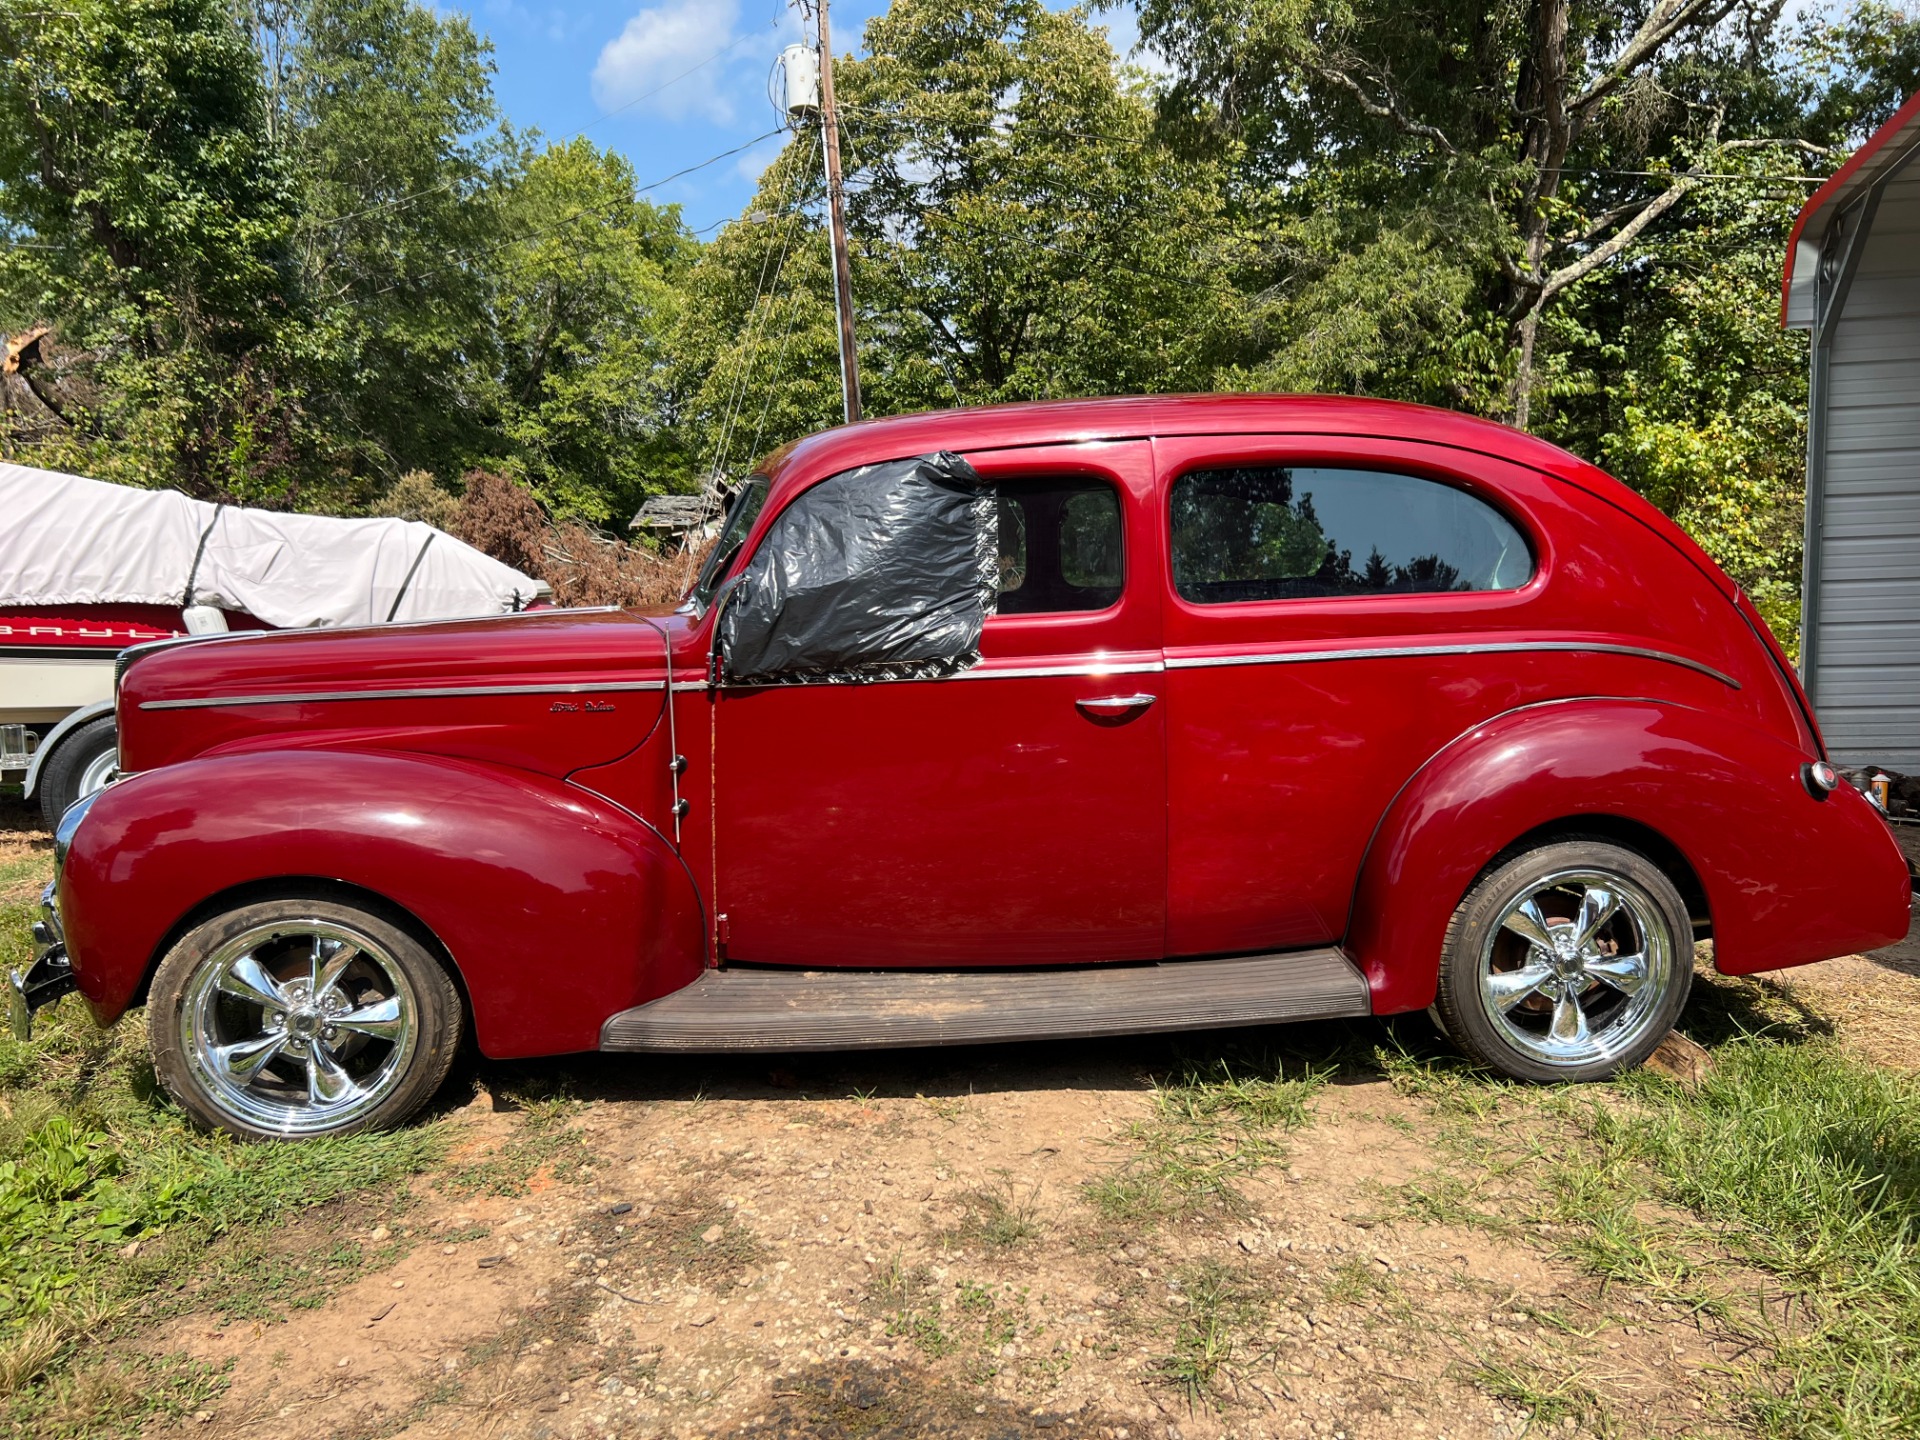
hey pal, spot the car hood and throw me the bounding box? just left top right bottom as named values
left=116, top=607, right=678, bottom=778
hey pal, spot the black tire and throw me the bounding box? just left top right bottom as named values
left=36, top=716, right=117, bottom=830
left=147, top=897, right=462, bottom=1140
left=1432, top=840, right=1692, bottom=1083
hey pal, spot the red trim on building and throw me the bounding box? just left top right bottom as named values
left=1781, top=89, right=1920, bottom=325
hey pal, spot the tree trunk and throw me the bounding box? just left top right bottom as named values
left=1510, top=305, right=1542, bottom=430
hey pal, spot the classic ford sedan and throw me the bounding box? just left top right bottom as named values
left=18, top=395, right=1911, bottom=1139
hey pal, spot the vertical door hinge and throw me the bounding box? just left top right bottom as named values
left=714, top=913, right=730, bottom=963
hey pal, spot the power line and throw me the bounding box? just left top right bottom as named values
left=710, top=131, right=820, bottom=485
left=834, top=105, right=1831, bottom=187
left=299, top=12, right=786, bottom=236
left=367, top=127, right=788, bottom=298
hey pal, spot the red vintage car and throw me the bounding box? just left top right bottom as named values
left=19, top=396, right=1911, bottom=1139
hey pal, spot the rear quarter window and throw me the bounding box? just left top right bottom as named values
left=1170, top=466, right=1532, bottom=604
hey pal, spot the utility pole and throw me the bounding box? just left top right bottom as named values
left=814, top=0, right=861, bottom=422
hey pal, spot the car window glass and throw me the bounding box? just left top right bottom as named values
left=1170, top=466, right=1530, bottom=604
left=993, top=478, right=1124, bottom=615
left=692, top=478, right=769, bottom=608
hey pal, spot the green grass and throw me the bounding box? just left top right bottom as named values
left=1151, top=1260, right=1270, bottom=1409
left=940, top=1175, right=1042, bottom=1251
left=1382, top=975, right=1920, bottom=1439
left=1572, top=1037, right=1920, bottom=1437
left=0, top=832, right=451, bottom=1433
left=1085, top=1050, right=1328, bottom=1223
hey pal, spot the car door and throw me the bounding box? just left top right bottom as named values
left=1157, top=434, right=1547, bottom=956
left=713, top=441, right=1166, bottom=968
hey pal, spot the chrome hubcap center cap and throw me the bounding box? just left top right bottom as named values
left=286, top=1007, right=321, bottom=1038
left=1549, top=930, right=1586, bottom=982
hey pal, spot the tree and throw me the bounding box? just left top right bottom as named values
left=251, top=0, right=517, bottom=481
left=484, top=138, right=696, bottom=525
left=0, top=0, right=307, bottom=499
left=1132, top=0, right=1868, bottom=424
left=670, top=0, right=1247, bottom=484
left=843, top=0, right=1244, bottom=405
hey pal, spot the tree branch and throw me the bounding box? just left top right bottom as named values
left=1569, top=0, right=1731, bottom=120
left=1721, top=137, right=1838, bottom=156
left=1316, top=65, right=1457, bottom=156
left=1538, top=174, right=1699, bottom=304
left=1559, top=198, right=1651, bottom=246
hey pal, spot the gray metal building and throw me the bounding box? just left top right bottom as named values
left=1784, top=91, right=1920, bottom=768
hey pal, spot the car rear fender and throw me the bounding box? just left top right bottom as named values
left=1347, top=698, right=1910, bottom=1013
left=57, top=749, right=707, bottom=1058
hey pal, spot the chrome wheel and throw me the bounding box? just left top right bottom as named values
left=75, top=745, right=116, bottom=801
left=1478, top=868, right=1676, bottom=1068
left=179, top=919, right=420, bottom=1136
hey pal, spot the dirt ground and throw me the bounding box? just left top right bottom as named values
left=9, top=805, right=1918, bottom=1440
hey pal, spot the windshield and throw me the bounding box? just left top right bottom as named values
left=691, top=478, right=770, bottom=610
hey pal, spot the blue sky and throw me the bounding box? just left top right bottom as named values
left=454, top=0, right=1148, bottom=235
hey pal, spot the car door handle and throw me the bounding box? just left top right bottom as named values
left=1075, top=692, right=1157, bottom=718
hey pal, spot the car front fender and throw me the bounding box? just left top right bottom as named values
left=1347, top=698, right=1911, bottom=1014
left=57, top=749, right=707, bottom=1058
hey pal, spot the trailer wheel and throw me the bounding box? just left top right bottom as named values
left=37, top=716, right=118, bottom=830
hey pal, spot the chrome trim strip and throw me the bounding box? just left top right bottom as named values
left=139, top=679, right=667, bottom=711
left=1163, top=641, right=1739, bottom=689
left=950, top=660, right=1164, bottom=681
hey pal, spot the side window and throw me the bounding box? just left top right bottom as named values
left=993, top=477, right=1125, bottom=615
left=1169, top=466, right=1531, bottom=604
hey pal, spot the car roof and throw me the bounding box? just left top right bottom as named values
left=764, top=394, right=1581, bottom=492
left=753, top=393, right=1734, bottom=599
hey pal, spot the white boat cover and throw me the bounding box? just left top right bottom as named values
left=0, top=462, right=544, bottom=626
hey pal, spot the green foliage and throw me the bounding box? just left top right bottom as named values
left=487, top=139, right=694, bottom=523
left=0, top=851, right=445, bottom=1391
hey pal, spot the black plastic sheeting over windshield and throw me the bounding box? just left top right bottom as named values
left=717, top=451, right=998, bottom=684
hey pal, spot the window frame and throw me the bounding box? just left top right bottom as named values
left=689, top=476, right=771, bottom=614
left=1159, top=440, right=1547, bottom=624
left=989, top=473, right=1129, bottom=619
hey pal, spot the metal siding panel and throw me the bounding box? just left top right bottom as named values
left=1812, top=177, right=1920, bottom=742
left=1821, top=490, right=1920, bottom=537
left=1828, top=357, right=1920, bottom=404
left=1825, top=311, right=1920, bottom=360
left=1823, top=535, right=1920, bottom=579
left=1824, top=403, right=1920, bottom=451
left=1826, top=450, right=1920, bottom=491
left=1819, top=621, right=1920, bottom=660
left=1854, top=208, right=1920, bottom=277
left=1809, top=666, right=1920, bottom=703
left=1817, top=578, right=1920, bottom=623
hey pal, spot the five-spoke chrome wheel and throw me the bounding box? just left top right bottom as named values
left=1435, top=841, right=1692, bottom=1082
left=149, top=899, right=462, bottom=1139
left=180, top=920, right=418, bottom=1134
left=1479, top=870, right=1674, bottom=1068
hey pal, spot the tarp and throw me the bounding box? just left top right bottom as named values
left=0, top=462, right=543, bottom=626
left=718, top=451, right=998, bottom=683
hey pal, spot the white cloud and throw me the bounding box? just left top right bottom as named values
left=593, top=0, right=744, bottom=124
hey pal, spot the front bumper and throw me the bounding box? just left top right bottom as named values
left=9, top=881, right=77, bottom=1040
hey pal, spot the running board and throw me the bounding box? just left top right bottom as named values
left=599, top=949, right=1372, bottom=1053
